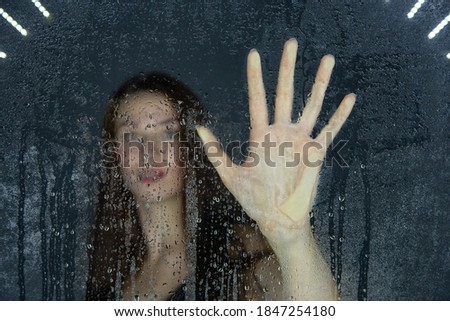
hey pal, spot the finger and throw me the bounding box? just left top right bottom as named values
left=247, top=49, right=268, bottom=139
left=315, top=93, right=356, bottom=150
left=196, top=125, right=237, bottom=189
left=274, top=38, right=298, bottom=124
left=298, top=55, right=335, bottom=135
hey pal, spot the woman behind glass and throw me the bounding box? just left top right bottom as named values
left=86, top=71, right=234, bottom=300
left=86, top=39, right=356, bottom=300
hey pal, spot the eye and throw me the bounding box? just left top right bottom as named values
left=164, top=128, right=177, bottom=140
left=129, top=132, right=144, bottom=143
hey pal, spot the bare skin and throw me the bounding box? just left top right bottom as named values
left=117, top=93, right=188, bottom=300
left=122, top=194, right=188, bottom=300
left=197, top=38, right=356, bottom=300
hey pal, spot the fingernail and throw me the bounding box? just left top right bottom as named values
left=196, top=125, right=207, bottom=139
left=323, top=55, right=335, bottom=67
left=287, top=38, right=298, bottom=46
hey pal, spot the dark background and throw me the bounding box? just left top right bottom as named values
left=1, top=0, right=449, bottom=300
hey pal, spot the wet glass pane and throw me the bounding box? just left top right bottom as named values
left=1, top=0, right=449, bottom=301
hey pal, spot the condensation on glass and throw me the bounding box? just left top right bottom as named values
left=1, top=1, right=449, bottom=300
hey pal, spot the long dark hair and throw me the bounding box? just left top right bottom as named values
left=86, top=72, right=235, bottom=300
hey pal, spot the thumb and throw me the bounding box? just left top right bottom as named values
left=196, top=125, right=237, bottom=189
left=278, top=165, right=321, bottom=222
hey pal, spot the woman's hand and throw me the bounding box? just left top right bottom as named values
left=197, top=38, right=356, bottom=247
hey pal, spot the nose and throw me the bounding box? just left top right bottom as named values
left=145, top=140, right=169, bottom=168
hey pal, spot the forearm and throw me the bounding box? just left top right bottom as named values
left=269, top=229, right=338, bottom=301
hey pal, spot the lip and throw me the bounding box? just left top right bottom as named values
left=138, top=168, right=167, bottom=183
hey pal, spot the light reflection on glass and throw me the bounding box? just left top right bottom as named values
left=31, top=0, right=50, bottom=18
left=407, top=0, right=425, bottom=19
left=447, top=53, right=450, bottom=59
left=0, top=7, right=28, bottom=36
left=428, top=14, right=450, bottom=39
left=0, top=51, right=7, bottom=59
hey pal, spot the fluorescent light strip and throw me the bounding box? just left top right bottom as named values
left=407, top=0, right=426, bottom=19
left=31, top=0, right=50, bottom=18
left=0, top=51, right=7, bottom=59
left=428, top=14, right=450, bottom=39
left=0, top=8, right=28, bottom=36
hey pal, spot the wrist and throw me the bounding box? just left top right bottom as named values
left=268, top=227, right=315, bottom=263
left=256, top=211, right=313, bottom=255
left=268, top=229, right=338, bottom=301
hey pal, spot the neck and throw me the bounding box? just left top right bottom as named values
left=138, top=193, right=186, bottom=260
left=123, top=193, right=188, bottom=300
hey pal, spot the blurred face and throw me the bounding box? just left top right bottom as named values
left=115, top=91, right=185, bottom=203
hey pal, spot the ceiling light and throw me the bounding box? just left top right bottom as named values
left=0, top=7, right=28, bottom=36
left=31, top=0, right=50, bottom=18
left=407, top=0, right=426, bottom=19
left=428, top=14, right=450, bottom=39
